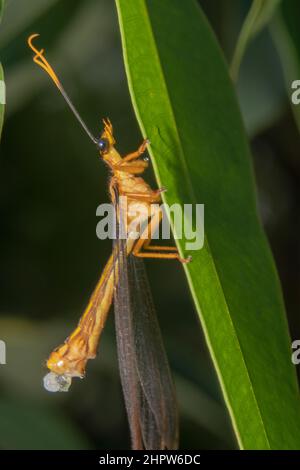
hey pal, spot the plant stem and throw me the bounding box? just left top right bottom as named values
left=230, top=0, right=263, bottom=81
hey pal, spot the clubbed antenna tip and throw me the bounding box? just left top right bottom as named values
left=28, top=33, right=99, bottom=146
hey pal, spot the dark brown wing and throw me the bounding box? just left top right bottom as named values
left=113, top=186, right=178, bottom=450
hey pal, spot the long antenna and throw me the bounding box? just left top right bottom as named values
left=28, top=34, right=99, bottom=146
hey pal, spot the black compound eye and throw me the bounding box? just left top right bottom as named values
left=97, top=138, right=108, bottom=152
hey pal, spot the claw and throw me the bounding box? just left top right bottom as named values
left=157, top=186, right=167, bottom=194
left=180, top=255, right=192, bottom=264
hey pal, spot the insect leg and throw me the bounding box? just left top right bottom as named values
left=113, top=161, right=149, bottom=174
left=132, top=207, right=191, bottom=263
left=122, top=139, right=150, bottom=162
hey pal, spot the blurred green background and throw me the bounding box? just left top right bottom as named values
left=0, top=0, right=299, bottom=449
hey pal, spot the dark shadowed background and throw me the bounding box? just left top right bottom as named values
left=0, top=0, right=299, bottom=449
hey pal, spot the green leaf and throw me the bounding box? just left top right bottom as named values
left=0, top=0, right=4, bottom=23
left=251, top=0, right=282, bottom=36
left=271, top=0, right=300, bottom=133
left=116, top=0, right=300, bottom=449
left=231, top=0, right=282, bottom=81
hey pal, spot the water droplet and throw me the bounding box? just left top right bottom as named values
left=43, top=372, right=72, bottom=392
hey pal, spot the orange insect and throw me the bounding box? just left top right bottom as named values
left=28, top=34, right=191, bottom=450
